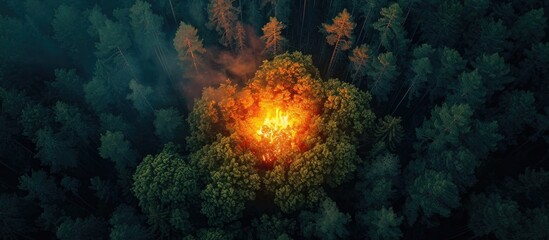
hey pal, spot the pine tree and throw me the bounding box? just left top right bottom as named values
left=207, top=0, right=239, bottom=47
left=322, top=9, right=355, bottom=76
left=348, top=44, right=370, bottom=86
left=174, top=22, right=206, bottom=73
left=261, top=17, right=286, bottom=56
left=372, top=3, right=409, bottom=53
left=374, top=116, right=404, bottom=151
left=366, top=52, right=398, bottom=102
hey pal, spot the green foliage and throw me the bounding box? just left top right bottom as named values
left=372, top=3, right=409, bottom=53
left=133, top=143, right=199, bottom=235
left=109, top=204, right=151, bottom=240
left=472, top=53, right=512, bottom=97
left=35, top=128, right=78, bottom=172
left=419, top=1, right=463, bottom=48
left=174, top=22, right=206, bottom=72
left=374, top=116, right=404, bottom=151
left=299, top=198, right=351, bottom=240
left=154, top=108, right=183, bottom=143
left=497, top=91, right=537, bottom=146
left=20, top=104, right=53, bottom=139
left=99, top=131, right=137, bottom=173
left=366, top=52, right=398, bottom=102
left=358, top=207, right=403, bottom=240
left=447, top=70, right=486, bottom=109
left=52, top=4, right=91, bottom=58
left=194, top=137, right=260, bottom=224
left=19, top=170, right=64, bottom=205
left=511, top=8, right=546, bottom=46
left=404, top=169, right=459, bottom=224
left=127, top=79, right=154, bottom=115
left=54, top=101, right=94, bottom=144
left=47, top=69, right=85, bottom=103
left=356, top=153, right=400, bottom=209
left=253, top=214, right=296, bottom=240
left=56, top=216, right=109, bottom=240
left=129, top=0, right=165, bottom=58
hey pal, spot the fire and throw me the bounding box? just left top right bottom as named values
left=252, top=107, right=300, bottom=162
left=256, top=108, right=296, bottom=143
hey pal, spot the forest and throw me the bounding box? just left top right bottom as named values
left=0, top=0, right=548, bottom=239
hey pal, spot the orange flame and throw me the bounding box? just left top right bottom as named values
left=256, top=108, right=295, bottom=143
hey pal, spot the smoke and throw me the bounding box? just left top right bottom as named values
left=180, top=24, right=265, bottom=109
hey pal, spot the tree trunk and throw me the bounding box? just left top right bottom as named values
left=327, top=35, right=341, bottom=77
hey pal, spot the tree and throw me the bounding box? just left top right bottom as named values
left=54, top=101, right=94, bottom=144
left=419, top=1, right=463, bottom=48
left=366, top=52, right=398, bottom=102
left=154, top=108, right=183, bottom=143
left=496, top=91, right=537, bottom=147
left=465, top=18, right=508, bottom=57
left=197, top=137, right=260, bottom=224
left=20, top=104, right=53, bottom=139
left=35, top=128, right=78, bottom=172
left=358, top=207, right=403, bottom=240
left=235, top=22, right=247, bottom=52
left=355, top=153, right=400, bottom=209
left=372, top=3, right=409, bottom=53
left=299, top=198, right=351, bottom=240
left=348, top=44, right=370, bottom=85
left=404, top=169, right=459, bottom=224
left=207, top=0, right=239, bottom=47
left=174, top=22, right=206, bottom=73
left=511, top=8, right=546, bottom=48
left=18, top=170, right=64, bottom=205
left=109, top=204, right=151, bottom=240
left=405, top=44, right=435, bottom=102
left=133, top=143, right=199, bottom=235
left=52, top=4, right=92, bottom=60
left=47, top=69, right=85, bottom=103
left=126, top=79, right=154, bottom=115
left=446, top=70, right=486, bottom=109
left=322, top=9, right=355, bottom=76
left=374, top=116, right=404, bottom=151
left=472, top=53, right=512, bottom=98
left=261, top=17, right=286, bottom=57
left=56, top=216, right=109, bottom=240
left=252, top=214, right=296, bottom=240
left=129, top=0, right=166, bottom=59
left=99, top=131, right=138, bottom=174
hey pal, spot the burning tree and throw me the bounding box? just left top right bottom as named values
left=186, top=52, right=375, bottom=222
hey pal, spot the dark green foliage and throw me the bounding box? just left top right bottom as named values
left=109, top=204, right=151, bottom=240
left=299, top=198, right=351, bottom=240
left=0, top=194, right=33, bottom=239
left=56, top=216, right=109, bottom=240
left=154, top=107, right=183, bottom=143
left=404, top=169, right=459, bottom=224
left=358, top=207, right=403, bottom=240
left=47, top=69, right=85, bottom=103
left=252, top=214, right=296, bottom=240
left=374, top=116, right=404, bottom=151
left=366, top=52, right=398, bottom=102
left=0, top=0, right=547, bottom=239
left=35, top=128, right=78, bottom=172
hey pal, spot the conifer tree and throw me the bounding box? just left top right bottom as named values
left=174, top=22, right=206, bottom=74
left=261, top=17, right=286, bottom=56
left=348, top=44, right=370, bottom=86
left=322, top=9, right=355, bottom=76
left=207, top=0, right=239, bottom=47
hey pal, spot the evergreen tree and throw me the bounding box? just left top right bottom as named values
left=322, top=9, right=355, bottom=76
left=261, top=17, right=286, bottom=57
left=208, top=0, right=240, bottom=47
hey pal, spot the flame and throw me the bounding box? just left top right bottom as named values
left=256, top=108, right=295, bottom=143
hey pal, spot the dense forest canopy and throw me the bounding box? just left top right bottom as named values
left=0, top=0, right=548, bottom=239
